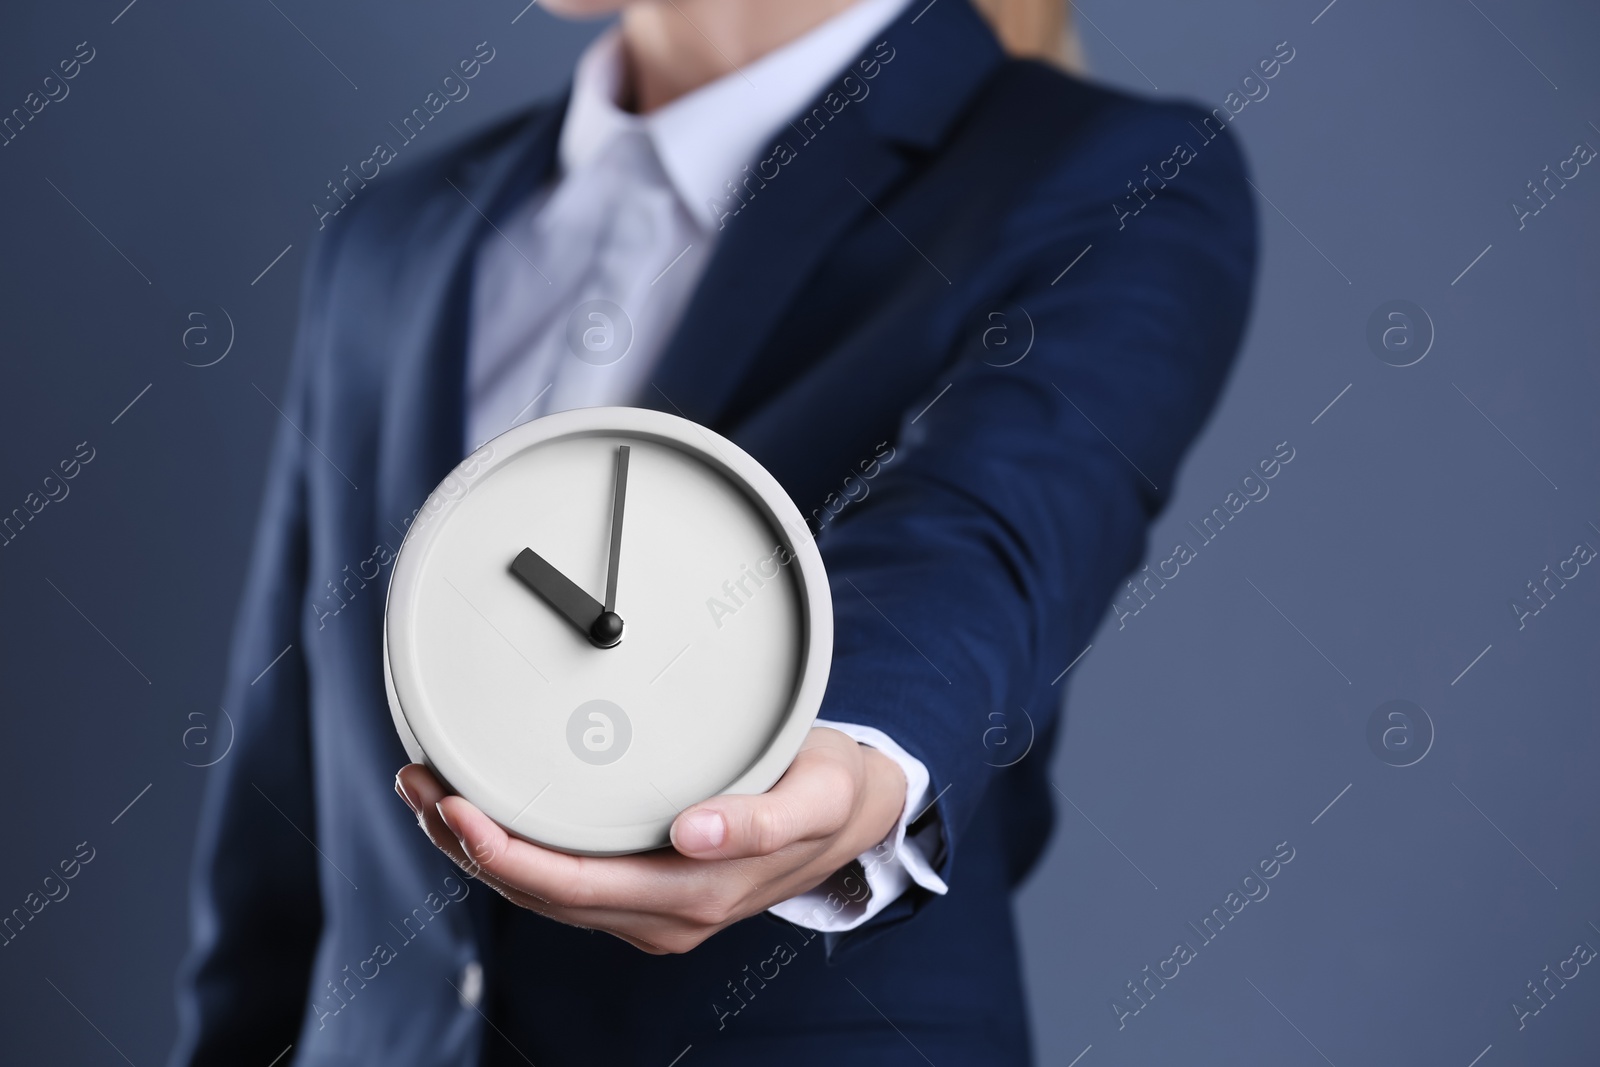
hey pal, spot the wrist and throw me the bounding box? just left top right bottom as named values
left=856, top=742, right=908, bottom=849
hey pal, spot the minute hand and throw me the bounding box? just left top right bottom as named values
left=603, top=445, right=630, bottom=613
left=510, top=548, right=605, bottom=639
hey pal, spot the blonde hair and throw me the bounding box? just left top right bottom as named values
left=971, top=0, right=1086, bottom=73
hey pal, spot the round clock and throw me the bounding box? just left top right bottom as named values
left=383, top=406, right=832, bottom=856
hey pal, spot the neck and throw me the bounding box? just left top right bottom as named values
left=619, top=0, right=860, bottom=113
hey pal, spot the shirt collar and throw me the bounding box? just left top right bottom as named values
left=558, top=0, right=912, bottom=227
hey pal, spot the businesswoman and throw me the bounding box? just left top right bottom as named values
left=172, top=0, right=1255, bottom=1063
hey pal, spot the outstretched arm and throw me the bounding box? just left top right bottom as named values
left=814, top=101, right=1257, bottom=908
left=395, top=101, right=1256, bottom=953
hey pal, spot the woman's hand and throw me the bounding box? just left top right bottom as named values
left=394, top=726, right=907, bottom=954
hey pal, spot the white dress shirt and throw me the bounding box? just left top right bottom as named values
left=464, top=0, right=946, bottom=932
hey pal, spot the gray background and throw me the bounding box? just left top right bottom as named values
left=0, top=0, right=1595, bottom=1064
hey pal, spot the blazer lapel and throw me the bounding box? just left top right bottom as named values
left=376, top=103, right=566, bottom=530
left=647, top=0, right=1006, bottom=431
left=375, top=0, right=1008, bottom=511
left=646, top=114, right=906, bottom=429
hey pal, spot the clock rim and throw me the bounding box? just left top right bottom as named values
left=382, top=405, right=833, bottom=856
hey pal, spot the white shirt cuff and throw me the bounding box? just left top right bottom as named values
left=767, top=720, right=949, bottom=933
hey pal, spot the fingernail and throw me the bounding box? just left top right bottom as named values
left=677, top=810, right=725, bottom=852
left=437, top=802, right=470, bottom=852
left=394, top=774, right=421, bottom=816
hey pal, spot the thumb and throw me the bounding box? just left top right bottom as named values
left=670, top=737, right=859, bottom=860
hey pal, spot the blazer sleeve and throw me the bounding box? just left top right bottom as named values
left=814, top=101, right=1257, bottom=920
left=169, top=228, right=345, bottom=1065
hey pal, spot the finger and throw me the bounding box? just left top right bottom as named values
left=397, top=768, right=720, bottom=952
left=434, top=791, right=704, bottom=913
left=396, top=764, right=480, bottom=868
left=395, top=766, right=561, bottom=910
left=400, top=766, right=686, bottom=918
left=671, top=727, right=867, bottom=860
left=394, top=762, right=446, bottom=835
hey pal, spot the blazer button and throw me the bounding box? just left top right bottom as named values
left=457, top=960, right=484, bottom=1009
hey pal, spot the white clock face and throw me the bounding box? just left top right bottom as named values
left=384, top=407, right=831, bottom=856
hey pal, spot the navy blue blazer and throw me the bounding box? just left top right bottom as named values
left=172, top=1, right=1255, bottom=1063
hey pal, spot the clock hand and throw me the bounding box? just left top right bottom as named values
left=601, top=447, right=627, bottom=614
left=597, top=444, right=630, bottom=631
left=510, top=548, right=620, bottom=648
left=508, top=445, right=632, bottom=650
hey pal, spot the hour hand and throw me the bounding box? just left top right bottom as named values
left=510, top=548, right=618, bottom=647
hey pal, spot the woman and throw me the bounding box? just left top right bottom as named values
left=173, top=0, right=1255, bottom=1063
